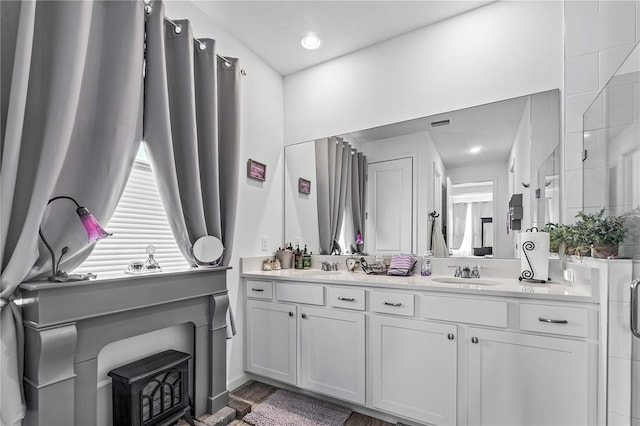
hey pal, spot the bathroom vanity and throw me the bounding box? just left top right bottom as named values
left=241, top=258, right=600, bottom=426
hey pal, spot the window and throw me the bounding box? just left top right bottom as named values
left=75, top=145, right=190, bottom=275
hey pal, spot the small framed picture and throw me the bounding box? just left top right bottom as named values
left=247, top=159, right=266, bottom=181
left=298, top=178, right=311, bottom=194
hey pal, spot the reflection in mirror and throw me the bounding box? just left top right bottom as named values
left=449, top=181, right=493, bottom=257
left=538, top=145, right=561, bottom=226
left=284, top=89, right=561, bottom=258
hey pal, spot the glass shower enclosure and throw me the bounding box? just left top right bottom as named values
left=583, top=41, right=640, bottom=424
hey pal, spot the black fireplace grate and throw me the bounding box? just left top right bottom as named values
left=109, top=350, right=195, bottom=426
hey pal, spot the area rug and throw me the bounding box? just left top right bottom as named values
left=242, top=389, right=352, bottom=426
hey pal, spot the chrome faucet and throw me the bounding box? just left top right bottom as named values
left=331, top=262, right=339, bottom=271
left=321, top=261, right=332, bottom=271
left=461, top=266, right=471, bottom=278
left=449, top=265, right=462, bottom=277
left=450, top=265, right=485, bottom=278
left=471, top=265, right=487, bottom=278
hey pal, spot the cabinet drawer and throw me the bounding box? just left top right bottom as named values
left=371, top=291, right=414, bottom=317
left=519, top=303, right=590, bottom=338
left=246, top=280, right=273, bottom=299
left=327, top=287, right=366, bottom=311
left=276, top=282, right=324, bottom=305
left=422, top=295, right=508, bottom=328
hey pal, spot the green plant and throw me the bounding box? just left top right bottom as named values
left=572, top=208, right=627, bottom=246
left=542, top=222, right=581, bottom=253
left=542, top=223, right=561, bottom=252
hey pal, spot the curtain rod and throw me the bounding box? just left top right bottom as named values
left=144, top=1, right=246, bottom=76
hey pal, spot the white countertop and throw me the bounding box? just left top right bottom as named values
left=241, top=268, right=597, bottom=303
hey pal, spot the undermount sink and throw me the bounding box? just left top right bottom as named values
left=431, top=277, right=500, bottom=286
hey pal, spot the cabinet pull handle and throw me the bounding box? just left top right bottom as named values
left=338, top=297, right=355, bottom=302
left=384, top=302, right=402, bottom=307
left=289, top=312, right=294, bottom=317
left=251, top=288, right=264, bottom=292
left=471, top=337, right=479, bottom=344
left=447, top=333, right=455, bottom=340
left=538, top=317, right=568, bottom=324
left=301, top=313, right=307, bottom=319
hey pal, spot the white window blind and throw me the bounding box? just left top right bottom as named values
left=75, top=147, right=190, bottom=275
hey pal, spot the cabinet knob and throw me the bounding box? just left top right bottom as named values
left=301, top=313, right=307, bottom=319
left=471, top=337, right=479, bottom=344
left=289, top=312, right=294, bottom=317
left=447, top=333, right=455, bottom=340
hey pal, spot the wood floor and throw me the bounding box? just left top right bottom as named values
left=196, top=380, right=394, bottom=426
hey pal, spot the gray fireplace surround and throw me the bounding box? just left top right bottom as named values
left=19, top=267, right=230, bottom=426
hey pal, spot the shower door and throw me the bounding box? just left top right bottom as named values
left=583, top=40, right=640, bottom=424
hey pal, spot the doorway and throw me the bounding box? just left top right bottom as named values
left=366, top=157, right=413, bottom=255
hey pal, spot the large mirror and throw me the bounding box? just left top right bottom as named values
left=284, top=89, right=560, bottom=258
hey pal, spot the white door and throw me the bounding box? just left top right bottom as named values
left=366, top=157, right=413, bottom=255
left=371, top=315, right=457, bottom=425
left=245, top=300, right=297, bottom=384
left=299, top=306, right=365, bottom=404
left=468, top=328, right=590, bottom=426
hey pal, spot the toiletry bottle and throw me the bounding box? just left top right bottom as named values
left=421, top=250, right=432, bottom=276
left=303, top=245, right=311, bottom=269
left=295, top=245, right=303, bottom=269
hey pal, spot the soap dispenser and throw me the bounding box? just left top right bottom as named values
left=420, top=250, right=432, bottom=276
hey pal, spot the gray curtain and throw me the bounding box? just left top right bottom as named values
left=315, top=137, right=350, bottom=254
left=350, top=151, right=367, bottom=249
left=144, top=1, right=240, bottom=266
left=1, top=1, right=144, bottom=424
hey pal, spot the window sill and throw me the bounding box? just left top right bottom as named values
left=21, top=265, right=230, bottom=291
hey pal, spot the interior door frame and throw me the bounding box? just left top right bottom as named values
left=366, top=152, right=418, bottom=255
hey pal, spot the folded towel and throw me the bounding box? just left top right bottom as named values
left=387, top=254, right=416, bottom=276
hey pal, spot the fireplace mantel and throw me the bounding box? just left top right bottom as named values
left=20, top=268, right=230, bottom=426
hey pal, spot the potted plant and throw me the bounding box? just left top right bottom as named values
left=542, top=223, right=561, bottom=253
left=572, top=208, right=627, bottom=258
left=542, top=223, right=586, bottom=256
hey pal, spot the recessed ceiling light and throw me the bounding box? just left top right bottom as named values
left=301, top=33, right=322, bottom=50
left=469, top=146, right=482, bottom=154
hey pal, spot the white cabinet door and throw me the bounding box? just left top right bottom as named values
left=299, top=306, right=365, bottom=404
left=468, top=328, right=591, bottom=426
left=246, top=300, right=297, bottom=385
left=371, top=315, right=458, bottom=425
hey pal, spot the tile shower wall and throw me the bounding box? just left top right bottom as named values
left=564, top=0, right=640, bottom=224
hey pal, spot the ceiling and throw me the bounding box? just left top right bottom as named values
left=193, top=1, right=494, bottom=76
left=340, top=96, right=528, bottom=169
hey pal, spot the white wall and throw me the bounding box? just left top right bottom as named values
left=284, top=1, right=563, bottom=145
left=160, top=1, right=285, bottom=390
left=447, top=163, right=510, bottom=258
